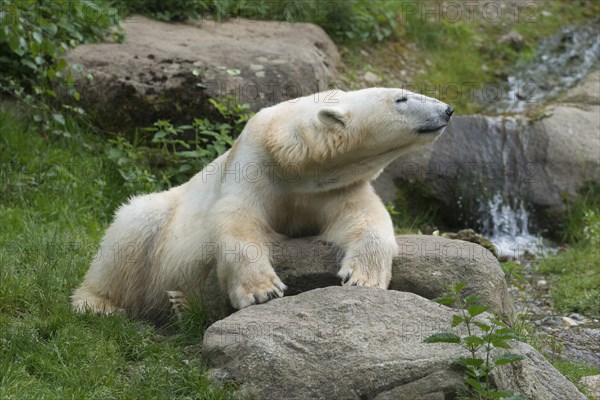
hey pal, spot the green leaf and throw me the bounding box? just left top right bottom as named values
left=451, top=315, right=464, bottom=327
left=467, top=304, right=487, bottom=317
left=57, top=58, right=67, bottom=71
left=21, top=58, right=37, bottom=70
left=473, top=321, right=491, bottom=332
left=495, top=327, right=514, bottom=336
left=178, top=164, right=193, bottom=172
left=493, top=353, right=525, bottom=366
left=19, top=36, right=27, bottom=50
left=464, top=335, right=485, bottom=348
left=455, top=357, right=484, bottom=368
left=465, top=378, right=483, bottom=391
left=424, top=333, right=461, bottom=344
left=52, top=113, right=65, bottom=125
left=490, top=338, right=512, bottom=349
left=226, top=68, right=240, bottom=76
left=177, top=151, right=203, bottom=158
left=46, top=23, right=58, bottom=36
left=454, top=281, right=468, bottom=293
left=464, top=295, right=480, bottom=304
left=108, top=148, right=121, bottom=159
left=32, top=31, right=43, bottom=43
left=7, top=35, right=20, bottom=52
left=433, top=295, right=456, bottom=305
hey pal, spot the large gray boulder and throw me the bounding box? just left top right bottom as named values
left=373, top=69, right=600, bottom=231
left=201, top=235, right=512, bottom=323
left=202, top=287, right=585, bottom=400
left=65, top=16, right=340, bottom=129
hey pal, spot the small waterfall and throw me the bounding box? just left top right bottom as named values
left=479, top=194, right=542, bottom=259
left=429, top=114, right=551, bottom=259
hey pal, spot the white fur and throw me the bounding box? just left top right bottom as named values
left=72, top=88, right=451, bottom=318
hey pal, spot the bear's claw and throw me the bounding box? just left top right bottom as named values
left=338, top=266, right=388, bottom=288
left=230, top=276, right=288, bottom=309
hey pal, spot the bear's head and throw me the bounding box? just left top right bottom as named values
left=258, top=88, right=453, bottom=191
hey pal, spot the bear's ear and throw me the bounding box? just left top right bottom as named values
left=318, top=107, right=349, bottom=128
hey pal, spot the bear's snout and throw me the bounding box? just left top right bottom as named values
left=445, top=105, right=454, bottom=119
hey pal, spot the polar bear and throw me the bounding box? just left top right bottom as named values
left=72, top=88, right=453, bottom=319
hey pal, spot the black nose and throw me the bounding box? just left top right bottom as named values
left=445, top=105, right=454, bottom=117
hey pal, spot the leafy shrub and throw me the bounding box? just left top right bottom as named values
left=120, top=0, right=397, bottom=42
left=107, top=98, right=252, bottom=192
left=0, top=0, right=120, bottom=129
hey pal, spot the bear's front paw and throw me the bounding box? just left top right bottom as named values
left=338, top=264, right=390, bottom=288
left=229, top=272, right=288, bottom=309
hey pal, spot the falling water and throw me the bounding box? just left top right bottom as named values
left=479, top=194, right=542, bottom=259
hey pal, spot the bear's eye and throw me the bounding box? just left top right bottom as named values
left=395, top=96, right=408, bottom=104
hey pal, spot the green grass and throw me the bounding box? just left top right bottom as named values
left=0, top=105, right=238, bottom=399
left=535, top=244, right=600, bottom=317
left=533, top=184, right=600, bottom=317
left=551, top=359, right=600, bottom=395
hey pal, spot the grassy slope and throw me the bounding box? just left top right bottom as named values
left=0, top=106, right=237, bottom=399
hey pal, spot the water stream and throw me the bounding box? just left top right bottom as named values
left=488, top=21, right=600, bottom=114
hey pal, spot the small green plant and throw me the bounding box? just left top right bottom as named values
left=500, top=262, right=527, bottom=291
left=425, top=282, right=525, bottom=400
